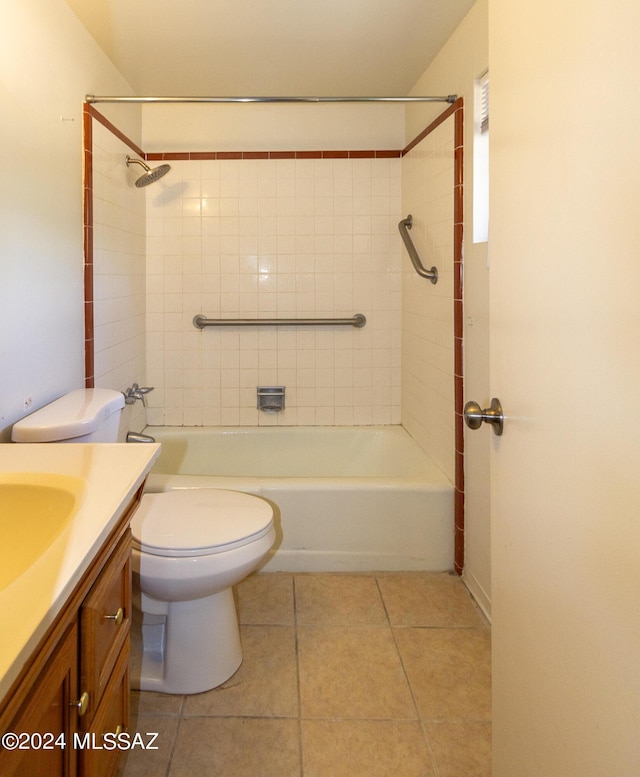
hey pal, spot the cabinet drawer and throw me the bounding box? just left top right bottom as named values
left=80, top=532, right=131, bottom=724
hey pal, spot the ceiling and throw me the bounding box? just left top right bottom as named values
left=64, top=0, right=475, bottom=97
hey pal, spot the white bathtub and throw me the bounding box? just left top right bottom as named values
left=143, top=426, right=454, bottom=572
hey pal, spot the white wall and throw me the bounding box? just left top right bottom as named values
left=0, top=0, right=138, bottom=440
left=91, top=121, right=147, bottom=433
left=142, top=103, right=405, bottom=153
left=489, top=1, right=640, bottom=774
left=401, top=119, right=456, bottom=481
left=408, top=0, right=490, bottom=611
left=143, top=155, right=402, bottom=426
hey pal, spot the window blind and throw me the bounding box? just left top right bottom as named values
left=480, top=72, right=489, bottom=134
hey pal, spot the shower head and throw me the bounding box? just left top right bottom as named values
left=125, top=155, right=171, bottom=187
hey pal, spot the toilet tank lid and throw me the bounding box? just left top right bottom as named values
left=11, top=388, right=125, bottom=442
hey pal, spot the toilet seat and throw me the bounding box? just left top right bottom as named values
left=132, top=489, right=273, bottom=557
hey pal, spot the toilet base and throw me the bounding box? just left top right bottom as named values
left=131, top=587, right=242, bottom=694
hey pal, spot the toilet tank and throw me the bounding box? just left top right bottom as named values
left=11, top=389, right=125, bottom=443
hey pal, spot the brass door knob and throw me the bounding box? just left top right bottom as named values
left=463, top=398, right=504, bottom=436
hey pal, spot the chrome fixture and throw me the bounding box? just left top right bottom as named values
left=125, top=155, right=171, bottom=187
left=257, top=387, right=285, bottom=413
left=194, top=313, right=366, bottom=329
left=123, top=383, right=154, bottom=406
left=126, top=431, right=156, bottom=443
left=463, top=397, right=504, bottom=436
left=398, top=215, right=438, bottom=284
left=88, top=95, right=457, bottom=105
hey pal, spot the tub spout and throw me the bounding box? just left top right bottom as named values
left=126, top=431, right=156, bottom=443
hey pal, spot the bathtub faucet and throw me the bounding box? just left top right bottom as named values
left=123, top=383, right=154, bottom=407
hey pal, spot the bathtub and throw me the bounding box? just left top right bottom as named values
left=143, top=425, right=454, bottom=572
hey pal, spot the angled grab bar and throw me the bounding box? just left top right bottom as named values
left=398, top=215, right=438, bottom=284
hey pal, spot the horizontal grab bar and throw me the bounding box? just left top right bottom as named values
left=193, top=313, right=366, bottom=329
left=398, top=215, right=438, bottom=284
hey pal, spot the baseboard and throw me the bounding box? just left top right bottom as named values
left=462, top=569, right=492, bottom=624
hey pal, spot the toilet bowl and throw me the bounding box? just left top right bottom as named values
left=11, top=388, right=276, bottom=695
left=131, top=489, right=274, bottom=694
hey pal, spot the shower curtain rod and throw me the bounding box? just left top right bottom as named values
left=86, top=94, right=457, bottom=105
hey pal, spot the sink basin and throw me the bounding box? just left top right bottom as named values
left=0, top=473, right=85, bottom=591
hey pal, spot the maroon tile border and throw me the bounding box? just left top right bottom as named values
left=401, top=99, right=460, bottom=157
left=452, top=100, right=465, bottom=575
left=86, top=104, right=145, bottom=158
left=82, top=104, right=94, bottom=388
left=145, top=149, right=402, bottom=161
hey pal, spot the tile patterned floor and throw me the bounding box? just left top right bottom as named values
left=118, top=572, right=491, bottom=777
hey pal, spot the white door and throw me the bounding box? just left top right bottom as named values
left=488, top=2, right=640, bottom=775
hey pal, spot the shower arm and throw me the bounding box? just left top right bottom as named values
left=398, top=215, right=438, bottom=284
left=125, top=155, right=151, bottom=172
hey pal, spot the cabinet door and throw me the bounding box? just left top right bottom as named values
left=0, top=622, right=79, bottom=777
left=80, top=532, right=131, bottom=724
left=78, top=643, right=130, bottom=777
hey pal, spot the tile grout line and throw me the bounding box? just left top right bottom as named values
left=162, top=694, right=186, bottom=777
left=292, top=575, right=305, bottom=777
left=374, top=574, right=443, bottom=777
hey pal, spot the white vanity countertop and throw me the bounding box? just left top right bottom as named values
left=0, top=442, right=160, bottom=700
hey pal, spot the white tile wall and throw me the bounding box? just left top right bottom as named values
left=401, top=120, right=456, bottom=479
left=144, top=157, right=402, bottom=426
left=92, top=124, right=147, bottom=431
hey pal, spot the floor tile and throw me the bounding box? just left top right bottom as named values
left=117, top=714, right=179, bottom=777
left=377, top=572, right=485, bottom=628
left=295, top=574, right=388, bottom=626
left=131, top=689, right=184, bottom=717
left=121, top=573, right=492, bottom=776
left=425, top=720, right=492, bottom=777
left=168, top=717, right=301, bottom=777
left=182, top=625, right=298, bottom=718
left=235, top=573, right=295, bottom=625
left=301, top=719, right=435, bottom=777
left=394, top=627, right=491, bottom=720
left=298, top=625, right=416, bottom=719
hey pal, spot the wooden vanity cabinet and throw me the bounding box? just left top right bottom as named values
left=0, top=488, right=141, bottom=777
left=0, top=622, right=79, bottom=777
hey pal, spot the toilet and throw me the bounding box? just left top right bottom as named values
left=11, top=388, right=276, bottom=694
